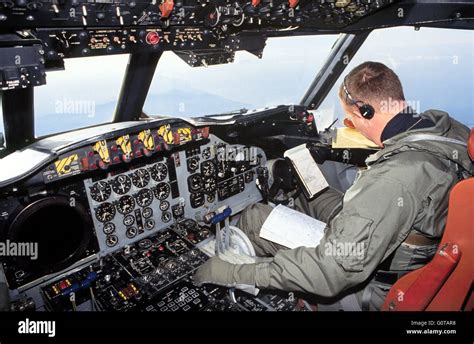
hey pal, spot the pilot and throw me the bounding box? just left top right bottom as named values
left=193, top=61, right=472, bottom=310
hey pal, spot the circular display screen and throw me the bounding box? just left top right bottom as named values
left=8, top=196, right=92, bottom=274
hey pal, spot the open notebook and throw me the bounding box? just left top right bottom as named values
left=284, top=144, right=329, bottom=199
left=260, top=204, right=326, bottom=249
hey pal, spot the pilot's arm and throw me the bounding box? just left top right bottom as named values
left=194, top=171, right=419, bottom=298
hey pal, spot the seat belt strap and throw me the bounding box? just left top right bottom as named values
left=398, top=134, right=472, bottom=179
left=398, top=134, right=467, bottom=147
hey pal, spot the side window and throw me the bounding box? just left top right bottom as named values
left=34, top=54, right=129, bottom=137
left=317, top=27, right=474, bottom=129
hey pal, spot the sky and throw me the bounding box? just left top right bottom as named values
left=0, top=26, right=472, bottom=138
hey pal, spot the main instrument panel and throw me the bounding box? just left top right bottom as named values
left=0, top=117, right=297, bottom=311
left=83, top=134, right=265, bottom=254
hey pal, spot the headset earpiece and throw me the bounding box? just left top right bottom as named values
left=358, top=103, right=375, bottom=119
left=343, top=75, right=375, bottom=120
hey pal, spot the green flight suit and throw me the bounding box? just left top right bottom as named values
left=221, top=110, right=471, bottom=310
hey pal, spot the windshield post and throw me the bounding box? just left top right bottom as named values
left=114, top=52, right=163, bottom=123
left=1, top=87, right=35, bottom=153
left=300, top=31, right=371, bottom=110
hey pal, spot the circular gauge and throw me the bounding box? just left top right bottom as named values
left=145, top=219, right=155, bottom=230
left=188, top=174, right=203, bottom=192
left=125, top=227, right=137, bottom=239
left=131, top=169, right=150, bottom=188
left=95, top=202, right=116, bottom=223
left=136, top=188, right=154, bottom=207
left=123, top=214, right=135, bottom=227
left=138, top=239, right=152, bottom=249
left=106, top=234, right=119, bottom=247
left=202, top=147, right=212, bottom=160
left=150, top=163, right=168, bottom=182
left=111, top=175, right=132, bottom=195
left=201, top=160, right=215, bottom=177
left=154, top=182, right=171, bottom=200
left=159, top=200, right=170, bottom=212
left=117, top=195, right=135, bottom=215
left=142, top=207, right=153, bottom=219
left=203, top=177, right=217, bottom=193
left=90, top=181, right=112, bottom=203
left=187, top=157, right=200, bottom=172
left=103, top=222, right=115, bottom=235
left=161, top=212, right=171, bottom=223
left=207, top=194, right=215, bottom=203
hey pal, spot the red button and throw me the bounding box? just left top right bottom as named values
left=146, top=31, right=160, bottom=45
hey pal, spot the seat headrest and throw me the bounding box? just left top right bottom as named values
left=468, top=128, right=474, bottom=161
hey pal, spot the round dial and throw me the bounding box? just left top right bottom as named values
left=188, top=174, right=203, bottom=192
left=145, top=219, right=155, bottom=230
left=201, top=161, right=215, bottom=177
left=106, top=234, right=119, bottom=247
left=136, top=188, right=154, bottom=207
left=207, top=194, right=215, bottom=203
left=151, top=163, right=168, bottom=182
left=90, top=181, right=112, bottom=202
left=187, top=157, right=200, bottom=172
left=203, top=177, right=217, bottom=193
left=126, top=227, right=137, bottom=238
left=123, top=215, right=135, bottom=227
left=159, top=200, right=170, bottom=212
left=131, top=169, right=150, bottom=188
left=111, top=175, right=132, bottom=195
left=161, top=212, right=171, bottom=223
left=103, top=222, right=115, bottom=235
left=202, top=147, right=212, bottom=160
left=117, top=195, right=135, bottom=214
left=154, top=182, right=171, bottom=200
left=142, top=207, right=153, bottom=219
left=95, top=202, right=116, bottom=223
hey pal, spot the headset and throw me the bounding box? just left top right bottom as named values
left=342, top=75, right=375, bottom=120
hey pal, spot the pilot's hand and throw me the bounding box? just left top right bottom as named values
left=192, top=256, right=259, bottom=295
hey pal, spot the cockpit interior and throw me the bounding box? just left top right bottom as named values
left=0, top=0, right=472, bottom=316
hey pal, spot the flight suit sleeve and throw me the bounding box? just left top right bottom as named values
left=254, top=173, right=420, bottom=298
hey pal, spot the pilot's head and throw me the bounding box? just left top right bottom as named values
left=339, top=61, right=406, bottom=147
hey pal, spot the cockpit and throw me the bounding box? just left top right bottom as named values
left=0, top=0, right=472, bottom=317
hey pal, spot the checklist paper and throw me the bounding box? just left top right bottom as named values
left=259, top=204, right=326, bottom=249
left=284, top=144, right=329, bottom=199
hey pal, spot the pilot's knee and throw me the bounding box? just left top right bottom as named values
left=237, top=203, right=273, bottom=237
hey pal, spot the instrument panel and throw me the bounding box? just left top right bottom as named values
left=84, top=134, right=265, bottom=254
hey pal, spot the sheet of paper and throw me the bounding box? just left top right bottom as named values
left=332, top=127, right=379, bottom=149
left=260, top=204, right=326, bottom=249
left=284, top=144, right=329, bottom=198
